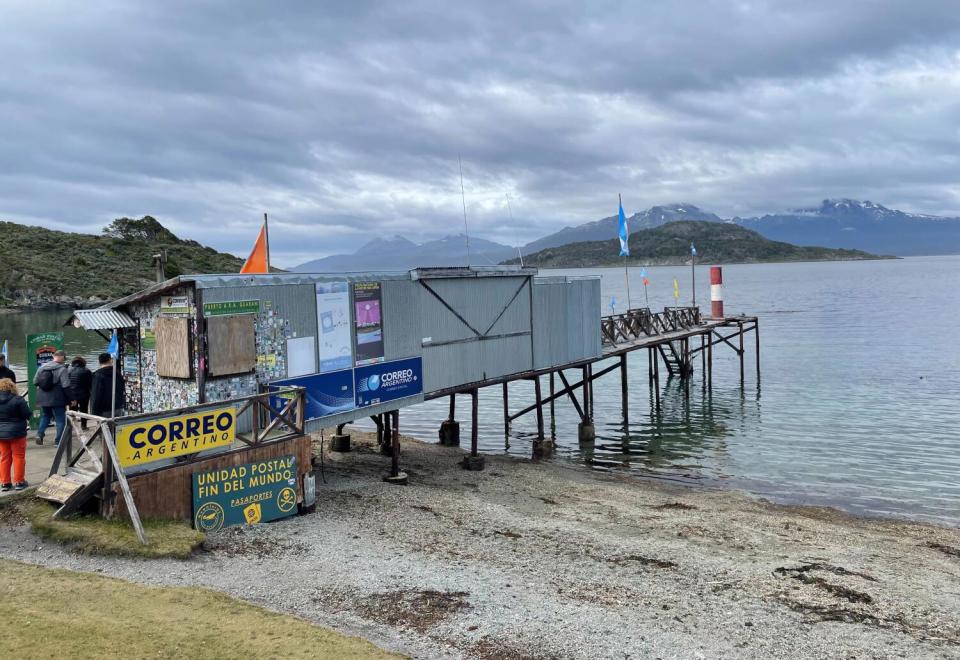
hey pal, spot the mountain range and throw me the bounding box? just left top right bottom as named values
left=293, top=199, right=960, bottom=271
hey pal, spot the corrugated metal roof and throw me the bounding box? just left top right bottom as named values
left=66, top=308, right=137, bottom=330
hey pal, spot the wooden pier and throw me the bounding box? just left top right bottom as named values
left=375, top=306, right=759, bottom=474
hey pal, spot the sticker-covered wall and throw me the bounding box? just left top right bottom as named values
left=200, top=283, right=318, bottom=401
left=126, top=286, right=200, bottom=413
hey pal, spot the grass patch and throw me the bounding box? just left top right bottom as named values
left=0, top=559, right=399, bottom=659
left=19, top=498, right=205, bottom=559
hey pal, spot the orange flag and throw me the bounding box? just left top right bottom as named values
left=240, top=224, right=269, bottom=274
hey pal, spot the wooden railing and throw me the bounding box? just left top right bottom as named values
left=601, top=307, right=702, bottom=345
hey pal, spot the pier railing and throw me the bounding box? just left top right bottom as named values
left=601, top=306, right=702, bottom=345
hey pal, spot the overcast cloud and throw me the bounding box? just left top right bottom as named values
left=2, top=1, right=959, bottom=266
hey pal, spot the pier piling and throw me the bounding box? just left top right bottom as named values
left=462, top=388, right=484, bottom=470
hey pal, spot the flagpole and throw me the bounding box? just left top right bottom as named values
left=263, top=212, right=271, bottom=272
left=620, top=194, right=631, bottom=311
left=110, top=331, right=117, bottom=419
left=691, top=247, right=696, bottom=309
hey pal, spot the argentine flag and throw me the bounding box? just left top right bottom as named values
left=106, top=331, right=119, bottom=358
left=691, top=243, right=697, bottom=257
left=618, top=199, right=629, bottom=257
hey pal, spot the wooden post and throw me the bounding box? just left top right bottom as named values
left=101, top=424, right=147, bottom=545
left=707, top=332, right=713, bottom=389
left=471, top=388, right=479, bottom=457
left=502, top=382, right=509, bottom=438
left=620, top=353, right=628, bottom=424
left=534, top=376, right=545, bottom=441
left=653, top=347, right=661, bottom=410
left=588, top=363, right=595, bottom=418
left=390, top=410, right=400, bottom=478
left=448, top=394, right=456, bottom=421
left=549, top=371, right=556, bottom=436
left=738, top=320, right=745, bottom=386
left=382, top=411, right=392, bottom=455
left=581, top=366, right=590, bottom=421
left=754, top=320, right=761, bottom=383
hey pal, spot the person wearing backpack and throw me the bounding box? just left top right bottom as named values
left=67, top=356, right=93, bottom=430
left=33, top=350, right=73, bottom=446
left=0, top=378, right=31, bottom=491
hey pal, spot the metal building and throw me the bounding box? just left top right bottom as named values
left=93, top=266, right=601, bottom=432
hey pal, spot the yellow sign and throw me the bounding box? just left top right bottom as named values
left=116, top=407, right=236, bottom=467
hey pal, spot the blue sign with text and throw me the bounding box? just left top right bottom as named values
left=269, top=368, right=355, bottom=421
left=354, top=357, right=423, bottom=408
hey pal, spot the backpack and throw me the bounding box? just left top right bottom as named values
left=37, top=367, right=56, bottom=392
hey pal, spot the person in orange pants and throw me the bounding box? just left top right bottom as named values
left=0, top=378, right=31, bottom=491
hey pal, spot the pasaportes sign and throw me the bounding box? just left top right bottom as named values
left=354, top=356, right=422, bottom=408
left=115, top=407, right=236, bottom=467
left=192, top=455, right=299, bottom=531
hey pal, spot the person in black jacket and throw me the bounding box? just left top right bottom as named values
left=0, top=378, right=31, bottom=491
left=91, top=353, right=125, bottom=417
left=0, top=355, right=15, bottom=384
left=68, top=356, right=93, bottom=429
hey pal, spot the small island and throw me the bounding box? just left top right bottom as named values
left=504, top=220, right=891, bottom=268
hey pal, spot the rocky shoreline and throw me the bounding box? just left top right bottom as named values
left=1, top=430, right=958, bottom=658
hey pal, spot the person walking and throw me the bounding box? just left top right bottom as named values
left=0, top=378, right=31, bottom=491
left=91, top=352, right=125, bottom=418
left=33, top=349, right=72, bottom=446
left=0, top=355, right=15, bottom=383
left=67, top=356, right=93, bottom=429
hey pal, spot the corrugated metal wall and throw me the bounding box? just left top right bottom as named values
left=532, top=276, right=601, bottom=369
left=201, top=283, right=319, bottom=355
left=414, top=275, right=534, bottom=392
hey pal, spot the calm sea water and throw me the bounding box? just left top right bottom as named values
left=3, top=256, right=958, bottom=526
left=364, top=256, right=960, bottom=527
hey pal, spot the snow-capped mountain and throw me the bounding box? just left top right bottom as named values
left=732, top=199, right=960, bottom=255
left=520, top=203, right=723, bottom=255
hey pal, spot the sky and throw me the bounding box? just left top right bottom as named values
left=2, top=1, right=959, bottom=267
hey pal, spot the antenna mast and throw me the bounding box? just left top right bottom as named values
left=506, top=196, right=523, bottom=267
left=458, top=155, right=471, bottom=266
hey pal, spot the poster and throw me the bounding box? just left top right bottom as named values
left=192, top=455, right=298, bottom=531
left=160, top=295, right=190, bottom=315
left=26, top=331, right=64, bottom=427
left=354, top=356, right=423, bottom=408
left=286, top=336, right=316, bottom=377
left=315, top=282, right=352, bottom=372
left=268, top=368, right=355, bottom=421
left=353, top=282, right=384, bottom=365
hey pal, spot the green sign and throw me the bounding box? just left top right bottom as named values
left=26, top=332, right=64, bottom=427
left=203, top=300, right=260, bottom=317
left=192, top=455, right=298, bottom=531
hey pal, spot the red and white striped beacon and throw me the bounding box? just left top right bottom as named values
left=710, top=266, right=724, bottom=318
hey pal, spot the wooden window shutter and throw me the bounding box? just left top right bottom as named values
left=155, top=316, right=192, bottom=378
left=207, top=315, right=256, bottom=377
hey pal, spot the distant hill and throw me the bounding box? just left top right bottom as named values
left=520, top=203, right=722, bottom=255
left=294, top=233, right=516, bottom=272
left=506, top=221, right=889, bottom=268
left=0, top=216, right=244, bottom=308
left=731, top=199, right=960, bottom=255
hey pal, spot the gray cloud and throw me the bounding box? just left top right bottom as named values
left=2, top=1, right=959, bottom=266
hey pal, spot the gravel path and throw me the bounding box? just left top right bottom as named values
left=2, top=430, right=959, bottom=659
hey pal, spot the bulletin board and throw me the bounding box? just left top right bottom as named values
left=155, top=316, right=192, bottom=379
